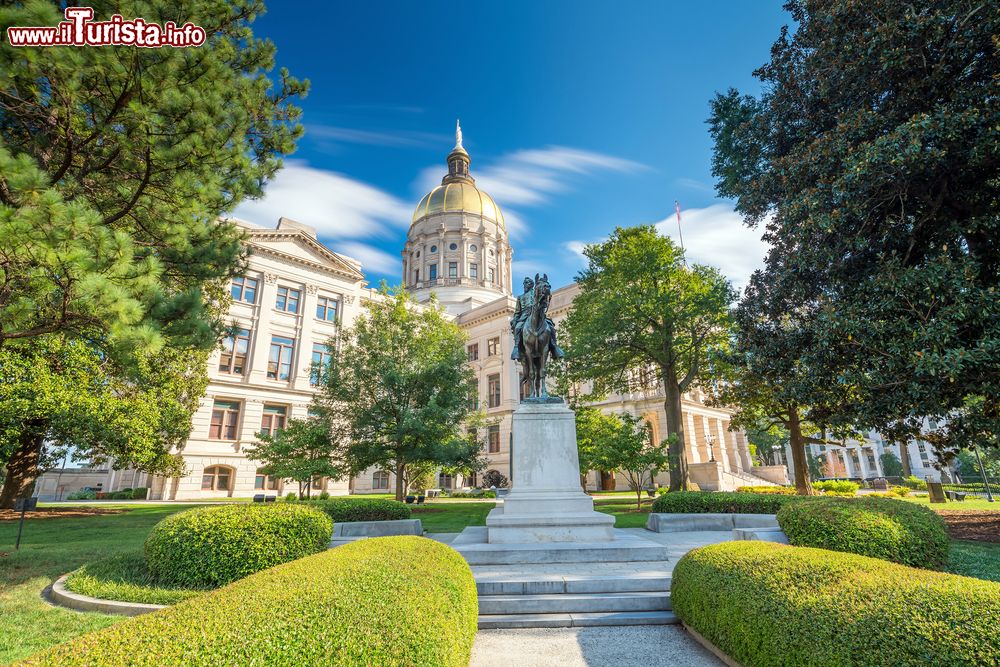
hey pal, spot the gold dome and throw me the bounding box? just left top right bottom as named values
left=411, top=182, right=505, bottom=228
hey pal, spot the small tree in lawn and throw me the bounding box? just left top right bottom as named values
left=563, top=226, right=735, bottom=491
left=880, top=452, right=904, bottom=478
left=591, top=412, right=669, bottom=511
left=318, top=287, right=482, bottom=502
left=245, top=417, right=345, bottom=499
left=575, top=407, right=622, bottom=491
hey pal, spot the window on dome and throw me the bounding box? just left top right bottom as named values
left=431, top=245, right=438, bottom=253
left=469, top=244, right=477, bottom=253
left=448, top=262, right=458, bottom=278
left=449, top=243, right=458, bottom=251
left=470, top=263, right=478, bottom=279
left=416, top=251, right=420, bottom=258
left=429, top=264, right=437, bottom=280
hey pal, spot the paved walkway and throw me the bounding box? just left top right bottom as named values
left=470, top=626, right=723, bottom=667
left=438, top=528, right=735, bottom=666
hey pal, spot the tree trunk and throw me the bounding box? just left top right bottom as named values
left=787, top=407, right=814, bottom=496
left=600, top=470, right=616, bottom=491
left=580, top=473, right=589, bottom=492
left=899, top=441, right=912, bottom=478
left=0, top=419, right=46, bottom=509
left=662, top=367, right=690, bottom=492
left=394, top=460, right=406, bottom=502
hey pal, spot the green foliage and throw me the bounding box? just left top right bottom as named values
left=285, top=492, right=297, bottom=502
left=735, top=485, right=795, bottom=495
left=317, top=287, right=484, bottom=501
left=0, top=0, right=305, bottom=351
left=65, top=551, right=205, bottom=606
left=651, top=491, right=805, bottom=515
left=562, top=226, right=735, bottom=491
left=709, top=0, right=1000, bottom=458
left=671, top=541, right=1000, bottom=667
left=811, top=480, right=859, bottom=494
left=23, top=537, right=479, bottom=667
left=0, top=337, right=207, bottom=507
left=300, top=498, right=410, bottom=523
left=144, top=504, right=332, bottom=587
left=482, top=469, right=509, bottom=489
left=880, top=451, right=905, bottom=477
left=245, top=418, right=345, bottom=499
left=65, top=490, right=96, bottom=501
left=956, top=448, right=1000, bottom=481
left=777, top=496, right=950, bottom=569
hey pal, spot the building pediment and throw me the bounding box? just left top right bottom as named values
left=246, top=228, right=365, bottom=283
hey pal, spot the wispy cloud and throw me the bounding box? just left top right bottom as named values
left=335, top=241, right=399, bottom=275
left=415, top=145, right=645, bottom=241
left=232, top=161, right=410, bottom=240
left=307, top=125, right=449, bottom=148
left=564, top=204, right=768, bottom=292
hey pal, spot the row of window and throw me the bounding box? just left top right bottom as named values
left=230, top=277, right=340, bottom=322
left=414, top=263, right=495, bottom=284
left=466, top=336, right=501, bottom=361
left=414, top=242, right=493, bottom=257
left=201, top=464, right=331, bottom=492
left=219, top=329, right=332, bottom=384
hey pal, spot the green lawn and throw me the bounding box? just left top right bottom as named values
left=593, top=495, right=655, bottom=528
left=0, top=504, right=196, bottom=664
left=900, top=495, right=1000, bottom=511
left=412, top=501, right=495, bottom=532
left=945, top=540, right=1000, bottom=582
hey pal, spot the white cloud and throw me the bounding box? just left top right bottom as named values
left=564, top=204, right=769, bottom=292
left=335, top=241, right=399, bottom=276
left=307, top=125, right=448, bottom=148
left=233, top=161, right=411, bottom=240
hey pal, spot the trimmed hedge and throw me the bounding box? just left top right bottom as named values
left=144, top=504, right=332, bottom=587
left=23, top=537, right=478, bottom=667
left=672, top=541, right=1000, bottom=667
left=300, top=498, right=411, bottom=522
left=812, top=480, right=859, bottom=494
left=735, top=485, right=796, bottom=495
left=651, top=491, right=807, bottom=514
left=776, top=496, right=950, bottom=569
left=65, top=551, right=204, bottom=605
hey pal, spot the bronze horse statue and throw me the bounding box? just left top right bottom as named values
left=519, top=273, right=554, bottom=399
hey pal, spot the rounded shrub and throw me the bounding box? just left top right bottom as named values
left=651, top=490, right=806, bottom=515
left=24, top=537, right=478, bottom=667
left=671, top=541, right=1000, bottom=667
left=776, top=495, right=949, bottom=568
left=302, top=498, right=411, bottom=522
left=812, top=479, right=860, bottom=494
left=144, top=503, right=332, bottom=587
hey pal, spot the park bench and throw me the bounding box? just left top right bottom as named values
left=944, top=490, right=967, bottom=502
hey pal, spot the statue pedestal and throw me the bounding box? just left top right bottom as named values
left=485, top=402, right=615, bottom=543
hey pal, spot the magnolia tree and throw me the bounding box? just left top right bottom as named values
left=245, top=418, right=346, bottom=499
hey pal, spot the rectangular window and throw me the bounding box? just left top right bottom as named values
left=209, top=400, right=240, bottom=440
left=467, top=343, right=479, bottom=362
left=230, top=277, right=258, bottom=304
left=429, top=264, right=437, bottom=280
left=219, top=328, right=251, bottom=375
left=414, top=269, right=419, bottom=283
left=259, top=405, right=287, bottom=436
left=489, top=267, right=496, bottom=283
left=311, top=342, right=333, bottom=386
left=488, top=424, right=500, bottom=453
left=488, top=373, right=501, bottom=408
left=470, top=263, right=478, bottom=279
left=373, top=471, right=389, bottom=490
left=275, top=286, right=301, bottom=313
left=315, top=295, right=338, bottom=322
left=487, top=337, right=500, bottom=357
left=309, top=476, right=326, bottom=492
left=438, top=472, right=454, bottom=489
left=448, top=262, right=458, bottom=278
left=255, top=470, right=279, bottom=490
left=268, top=335, right=295, bottom=380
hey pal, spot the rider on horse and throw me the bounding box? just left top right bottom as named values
left=510, top=276, right=564, bottom=362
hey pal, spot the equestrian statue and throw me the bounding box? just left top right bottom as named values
left=511, top=274, right=564, bottom=400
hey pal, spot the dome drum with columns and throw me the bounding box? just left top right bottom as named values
left=403, top=121, right=513, bottom=315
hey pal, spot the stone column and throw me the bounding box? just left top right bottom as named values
left=686, top=411, right=701, bottom=464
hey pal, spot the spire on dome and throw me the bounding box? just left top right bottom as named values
left=444, top=121, right=473, bottom=184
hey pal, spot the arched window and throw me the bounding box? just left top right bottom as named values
left=254, top=468, right=279, bottom=491
left=372, top=471, right=389, bottom=490
left=202, top=465, right=233, bottom=492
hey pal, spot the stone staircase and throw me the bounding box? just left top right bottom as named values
left=472, top=562, right=677, bottom=629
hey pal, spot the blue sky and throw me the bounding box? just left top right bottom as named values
left=234, top=1, right=790, bottom=292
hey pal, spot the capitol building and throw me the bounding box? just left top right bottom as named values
left=37, top=129, right=783, bottom=501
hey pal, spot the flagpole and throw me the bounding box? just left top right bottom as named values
left=675, top=200, right=687, bottom=265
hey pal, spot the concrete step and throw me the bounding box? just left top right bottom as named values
left=479, top=591, right=670, bottom=615
left=452, top=528, right=669, bottom=565
left=476, top=573, right=672, bottom=596
left=478, top=610, right=679, bottom=629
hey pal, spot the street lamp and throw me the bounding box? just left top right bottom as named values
left=972, top=446, right=996, bottom=502
left=706, top=433, right=716, bottom=462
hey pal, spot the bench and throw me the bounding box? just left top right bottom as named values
left=944, top=490, right=967, bottom=501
